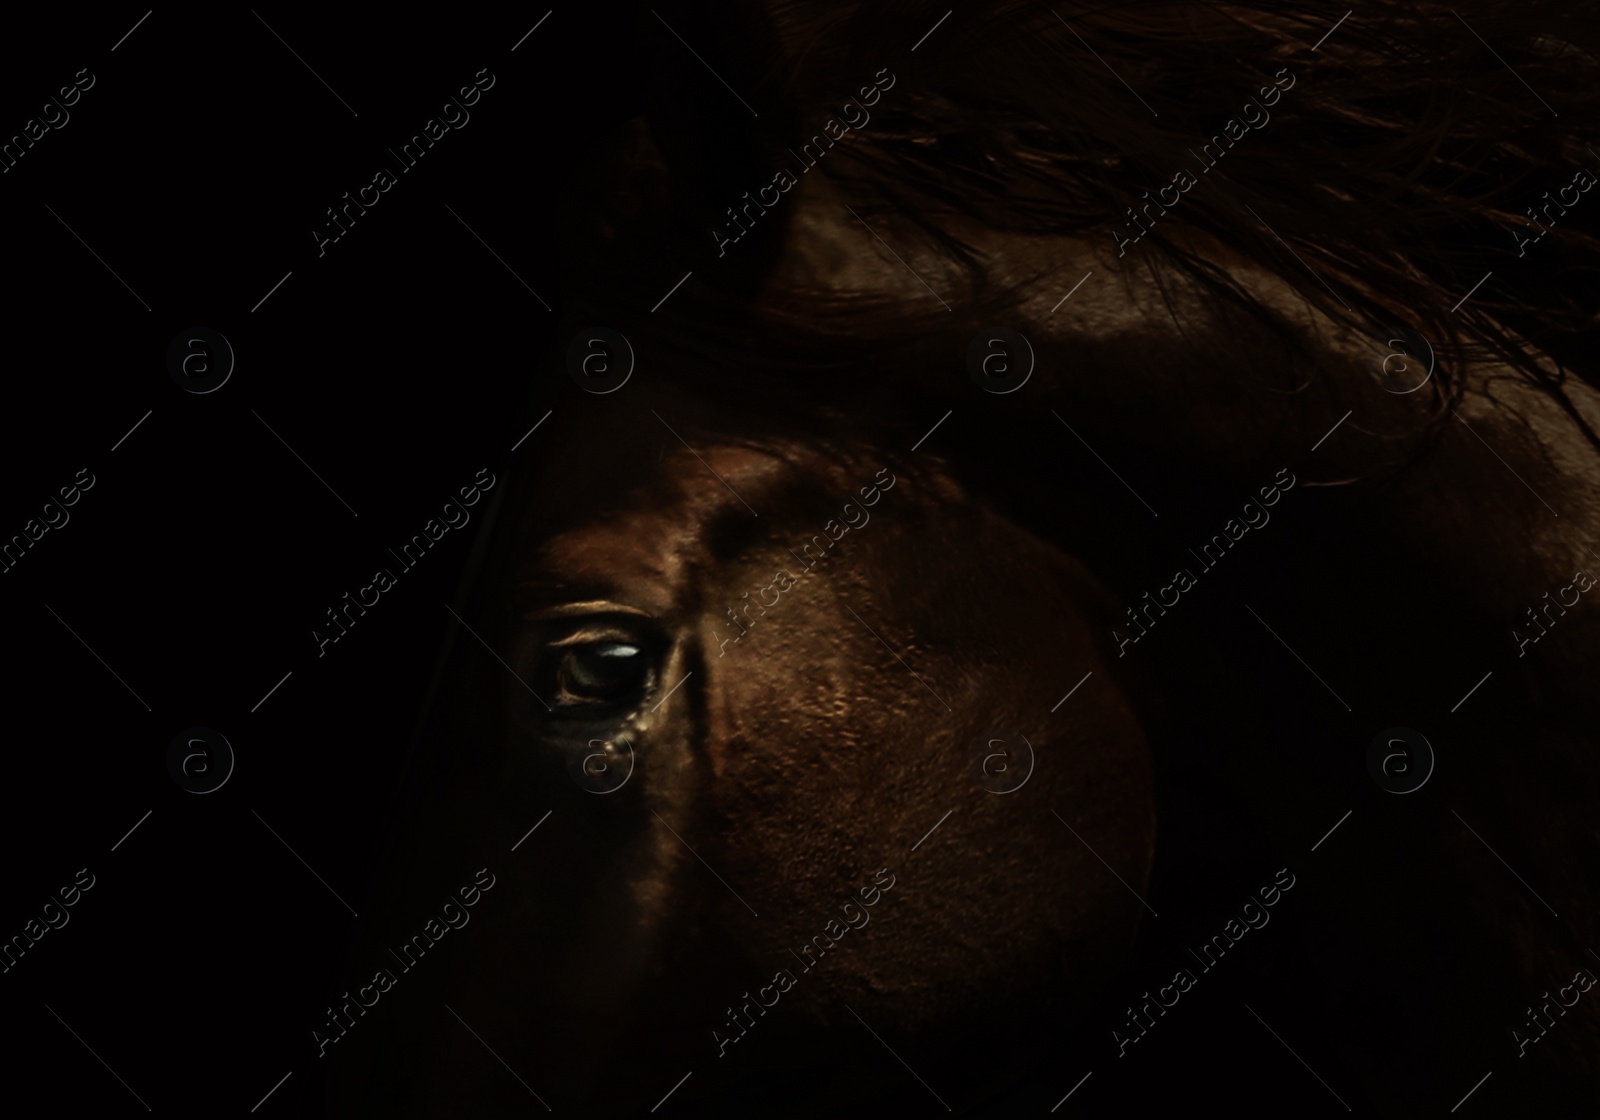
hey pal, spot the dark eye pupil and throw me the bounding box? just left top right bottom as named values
left=558, top=643, right=645, bottom=701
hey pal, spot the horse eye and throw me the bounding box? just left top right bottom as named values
left=555, top=641, right=649, bottom=705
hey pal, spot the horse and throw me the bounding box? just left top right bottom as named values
left=329, top=2, right=1600, bottom=1114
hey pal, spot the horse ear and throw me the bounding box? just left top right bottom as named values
left=559, top=107, right=790, bottom=297
left=557, top=116, right=673, bottom=264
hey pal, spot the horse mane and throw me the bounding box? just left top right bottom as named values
left=556, top=0, right=1600, bottom=452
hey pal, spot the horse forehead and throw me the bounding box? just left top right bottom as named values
left=532, top=442, right=809, bottom=593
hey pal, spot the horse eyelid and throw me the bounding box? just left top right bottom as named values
left=547, top=627, right=643, bottom=648
left=525, top=601, right=654, bottom=621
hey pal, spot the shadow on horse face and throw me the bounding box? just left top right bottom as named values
left=343, top=387, right=1156, bottom=1115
